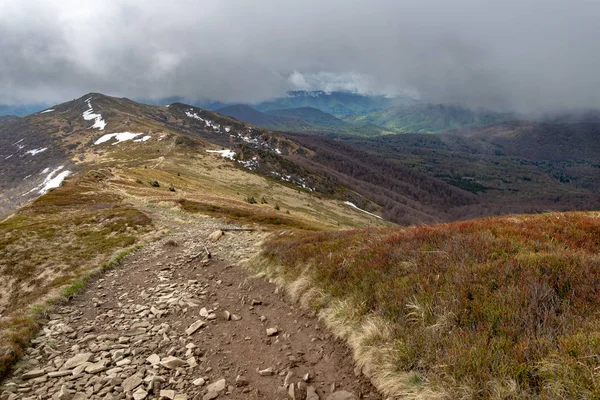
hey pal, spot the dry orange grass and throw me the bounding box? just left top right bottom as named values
left=261, top=212, right=600, bottom=398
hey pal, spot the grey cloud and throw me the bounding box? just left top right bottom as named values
left=1, top=0, right=600, bottom=113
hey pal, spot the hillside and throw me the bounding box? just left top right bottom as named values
left=258, top=211, right=600, bottom=398
left=215, top=104, right=314, bottom=132
left=285, top=133, right=480, bottom=225
left=267, top=107, right=348, bottom=130
left=1, top=93, right=400, bottom=391
left=254, top=91, right=411, bottom=116
left=0, top=94, right=383, bottom=218
left=343, top=103, right=514, bottom=133
left=292, top=120, right=600, bottom=221
left=0, top=116, right=18, bottom=125
left=267, top=107, right=384, bottom=136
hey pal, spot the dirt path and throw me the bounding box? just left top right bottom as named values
left=1, top=211, right=381, bottom=400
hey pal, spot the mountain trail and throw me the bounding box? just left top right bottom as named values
left=1, top=210, right=381, bottom=400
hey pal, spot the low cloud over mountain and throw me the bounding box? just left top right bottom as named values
left=2, top=0, right=600, bottom=113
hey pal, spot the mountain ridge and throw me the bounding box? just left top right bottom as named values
left=2, top=92, right=600, bottom=400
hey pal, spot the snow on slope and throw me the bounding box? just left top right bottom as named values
left=185, top=110, right=222, bottom=131
left=344, top=201, right=383, bottom=219
left=94, top=132, right=147, bottom=145
left=40, top=109, right=54, bottom=114
left=82, top=98, right=106, bottom=130
left=25, top=148, right=47, bottom=156
left=23, top=166, right=71, bottom=196
left=40, top=170, right=71, bottom=194
left=206, top=149, right=236, bottom=160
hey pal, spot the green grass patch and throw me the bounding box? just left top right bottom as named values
left=177, top=199, right=321, bottom=230
left=61, top=279, right=87, bottom=299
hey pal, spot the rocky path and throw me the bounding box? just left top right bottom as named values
left=1, top=213, right=381, bottom=400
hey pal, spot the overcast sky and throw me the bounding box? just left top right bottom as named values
left=1, top=0, right=599, bottom=112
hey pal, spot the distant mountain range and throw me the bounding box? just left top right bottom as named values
left=217, top=104, right=385, bottom=136
left=213, top=91, right=518, bottom=135
left=253, top=90, right=410, bottom=116
left=5, top=90, right=600, bottom=137
left=0, top=104, right=48, bottom=117
left=342, top=103, right=516, bottom=133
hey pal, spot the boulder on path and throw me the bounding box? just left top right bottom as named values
left=307, top=386, right=320, bottom=400
left=288, top=382, right=307, bottom=400
left=208, top=230, right=224, bottom=241
left=186, top=320, right=205, bottom=335
left=159, top=389, right=176, bottom=399
left=160, top=356, right=187, bottom=369
left=133, top=388, right=148, bottom=400
left=326, top=391, right=357, bottom=400
left=62, top=353, right=93, bottom=370
left=258, top=367, right=274, bottom=376
left=206, top=378, right=226, bottom=393
left=21, top=369, right=45, bottom=380
left=122, top=373, right=143, bottom=392
left=266, top=328, right=279, bottom=336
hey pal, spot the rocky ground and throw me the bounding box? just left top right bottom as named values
left=1, top=212, right=381, bottom=400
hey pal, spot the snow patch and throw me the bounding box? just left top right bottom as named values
left=41, top=167, right=50, bottom=174
left=186, top=110, right=221, bottom=131
left=134, top=135, right=151, bottom=142
left=39, top=170, right=71, bottom=194
left=23, top=166, right=70, bottom=196
left=185, top=111, right=204, bottom=121
left=268, top=171, right=313, bottom=191
left=206, top=149, right=236, bottom=160
left=25, top=147, right=47, bottom=156
left=94, top=132, right=142, bottom=145
left=344, top=201, right=383, bottom=220
left=40, top=109, right=54, bottom=114
left=13, top=138, right=25, bottom=150
left=238, top=156, right=259, bottom=170
left=82, top=98, right=106, bottom=130
left=4, top=154, right=13, bottom=160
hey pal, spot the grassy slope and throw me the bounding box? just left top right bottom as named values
left=0, top=173, right=153, bottom=376
left=258, top=212, right=600, bottom=399
left=0, top=136, right=388, bottom=378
